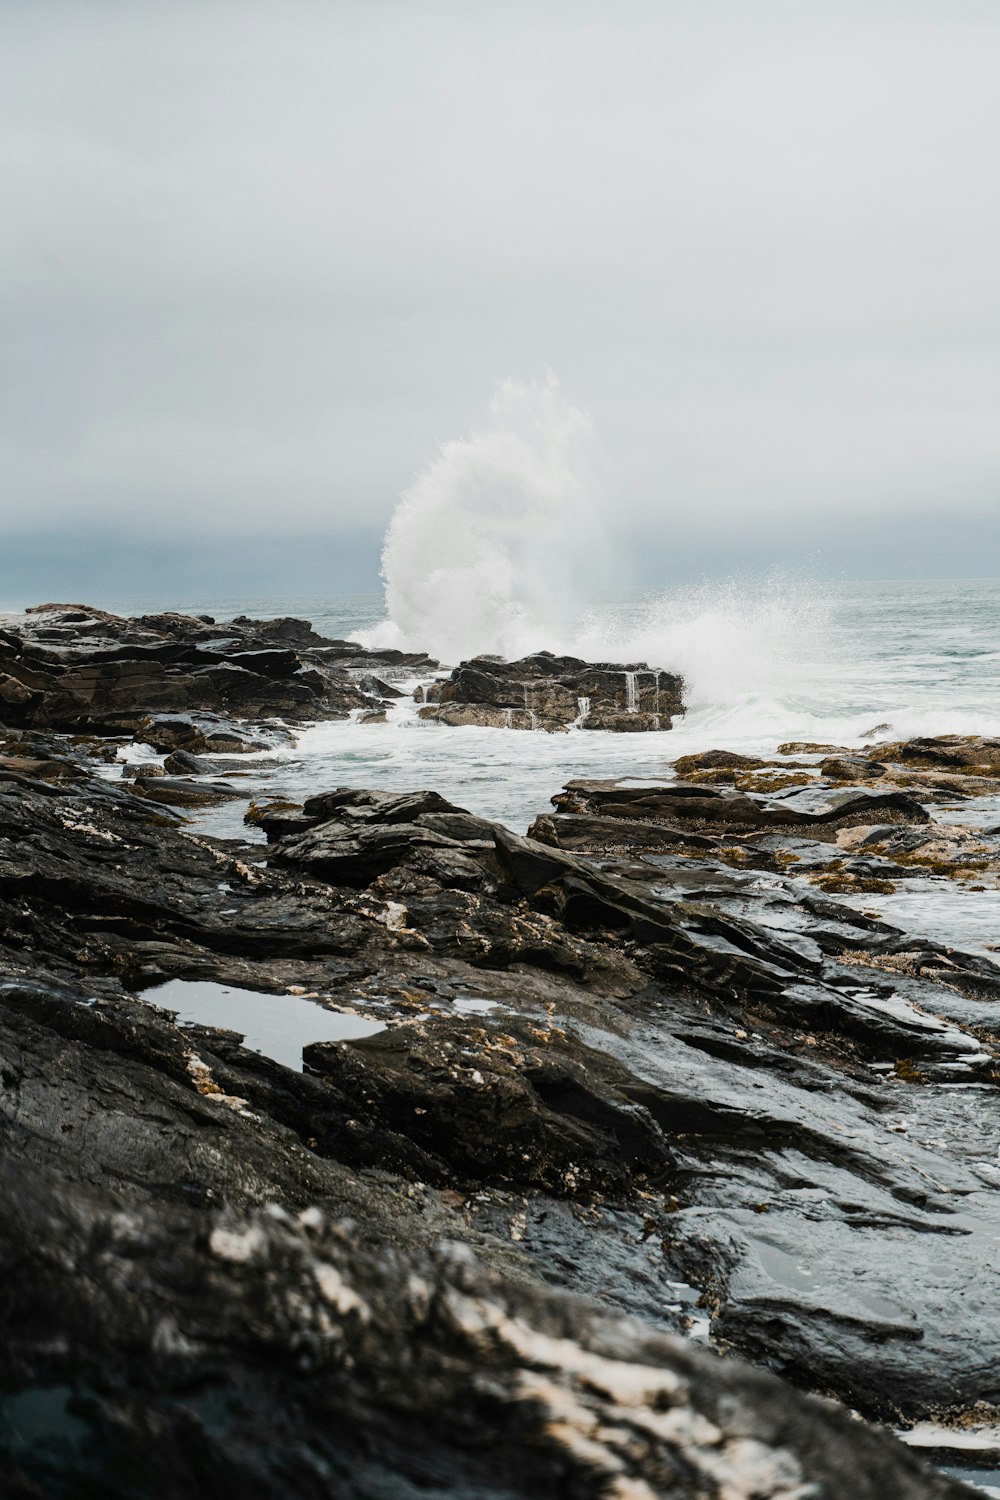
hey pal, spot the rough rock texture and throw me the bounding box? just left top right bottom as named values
left=0, top=604, right=435, bottom=735
left=418, top=651, right=685, bottom=731
left=0, top=649, right=996, bottom=1493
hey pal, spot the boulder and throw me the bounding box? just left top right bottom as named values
left=420, top=651, right=684, bottom=732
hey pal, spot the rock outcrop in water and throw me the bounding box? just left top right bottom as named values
left=418, top=651, right=685, bottom=731
left=0, top=609, right=689, bottom=739
left=2, top=612, right=998, bottom=1495
left=0, top=603, right=434, bottom=735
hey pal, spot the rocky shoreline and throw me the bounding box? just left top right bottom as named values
left=1, top=606, right=997, bottom=1496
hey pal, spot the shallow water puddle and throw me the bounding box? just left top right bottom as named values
left=453, top=997, right=500, bottom=1014
left=143, top=978, right=385, bottom=1070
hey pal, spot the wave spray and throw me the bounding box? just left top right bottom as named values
left=366, top=375, right=602, bottom=663
left=364, top=375, right=839, bottom=735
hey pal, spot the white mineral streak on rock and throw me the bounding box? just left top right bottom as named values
left=508, top=1210, right=527, bottom=1242
left=59, top=818, right=121, bottom=843
left=209, top=1225, right=267, bottom=1263
left=445, top=1291, right=813, bottom=1499
left=151, top=1316, right=199, bottom=1356
left=185, top=1051, right=256, bottom=1115
left=444, top=1290, right=681, bottom=1401
left=312, top=1262, right=371, bottom=1322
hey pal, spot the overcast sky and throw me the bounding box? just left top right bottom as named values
left=4, top=0, right=1000, bottom=601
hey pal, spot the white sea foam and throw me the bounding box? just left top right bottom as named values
left=353, top=374, right=1000, bottom=759
left=362, top=375, right=847, bottom=738
left=364, top=373, right=604, bottom=664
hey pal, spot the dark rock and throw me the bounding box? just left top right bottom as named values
left=557, top=778, right=931, bottom=838
left=245, top=797, right=314, bottom=839
left=673, top=750, right=769, bottom=774
left=355, top=672, right=404, bottom=698
left=130, top=775, right=245, bottom=808
left=162, top=747, right=215, bottom=775
left=422, top=651, right=684, bottom=732
left=820, top=755, right=887, bottom=779
left=0, top=1154, right=966, bottom=1500
left=0, top=605, right=426, bottom=736
left=4, top=730, right=1000, bottom=1491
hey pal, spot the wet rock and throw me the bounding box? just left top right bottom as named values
left=778, top=741, right=855, bottom=755
left=5, top=730, right=1000, bottom=1489
left=130, top=775, right=245, bottom=808
left=304, top=1011, right=674, bottom=1195
left=554, top=778, right=930, bottom=838
left=162, top=748, right=217, bottom=775
left=821, top=755, right=888, bottom=780
left=0, top=605, right=419, bottom=736
left=268, top=788, right=500, bottom=890
left=870, top=735, right=1000, bottom=772
left=0, top=752, right=83, bottom=783
left=673, top=750, right=771, bottom=774
left=418, top=702, right=525, bottom=729
left=421, top=651, right=684, bottom=732
left=244, top=796, right=313, bottom=838
left=0, top=1156, right=967, bottom=1500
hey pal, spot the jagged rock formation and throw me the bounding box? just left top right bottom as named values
left=0, top=757, right=979, bottom=1495
left=0, top=603, right=434, bottom=735
left=2, top=620, right=999, bottom=1493
left=0, top=1156, right=967, bottom=1500
left=417, top=651, right=685, bottom=731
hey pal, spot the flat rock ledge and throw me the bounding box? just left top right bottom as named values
left=417, top=651, right=686, bottom=731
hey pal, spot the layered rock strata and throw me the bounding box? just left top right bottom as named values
left=417, top=651, right=685, bottom=731
left=0, top=720, right=998, bottom=1493
left=0, top=602, right=433, bottom=735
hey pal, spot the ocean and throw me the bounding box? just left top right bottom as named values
left=104, top=573, right=994, bottom=973
left=131, top=573, right=1000, bottom=831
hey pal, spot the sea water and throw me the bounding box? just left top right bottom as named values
left=134, top=575, right=1000, bottom=837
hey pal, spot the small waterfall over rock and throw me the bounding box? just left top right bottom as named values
left=416, top=653, right=684, bottom=731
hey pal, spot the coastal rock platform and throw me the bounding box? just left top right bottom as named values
left=0, top=612, right=996, bottom=1496
left=417, top=651, right=686, bottom=731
